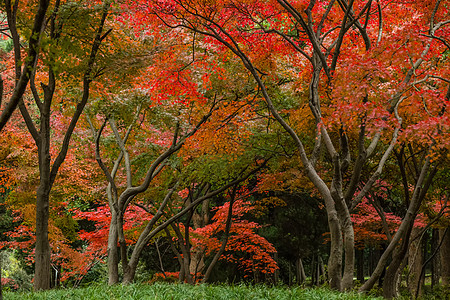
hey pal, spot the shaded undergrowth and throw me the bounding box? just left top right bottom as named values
left=4, top=282, right=383, bottom=299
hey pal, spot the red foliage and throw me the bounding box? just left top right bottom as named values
left=192, top=199, right=278, bottom=277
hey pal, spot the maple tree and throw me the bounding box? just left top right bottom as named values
left=0, top=0, right=114, bottom=290
left=192, top=190, right=278, bottom=282
left=167, top=183, right=278, bottom=284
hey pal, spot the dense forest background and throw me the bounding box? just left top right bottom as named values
left=0, top=0, right=449, bottom=299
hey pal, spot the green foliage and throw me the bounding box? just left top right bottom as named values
left=1, top=250, right=33, bottom=292
left=4, top=283, right=383, bottom=299
left=0, top=38, right=13, bottom=52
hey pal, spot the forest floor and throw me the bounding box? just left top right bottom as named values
left=4, top=282, right=384, bottom=299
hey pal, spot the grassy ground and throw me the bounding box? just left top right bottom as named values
left=4, top=283, right=383, bottom=300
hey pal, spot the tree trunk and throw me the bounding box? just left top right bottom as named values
left=356, top=248, right=365, bottom=283
left=326, top=209, right=343, bottom=290
left=34, top=127, right=52, bottom=291
left=440, top=227, right=450, bottom=287
left=34, top=185, right=51, bottom=290
left=107, top=211, right=119, bottom=285
left=318, top=256, right=326, bottom=284
left=296, top=257, right=306, bottom=285
left=383, top=228, right=412, bottom=299
left=408, top=227, right=424, bottom=297
left=274, top=252, right=279, bottom=283
left=431, top=228, right=440, bottom=288
left=360, top=157, right=432, bottom=293
left=288, top=262, right=292, bottom=286
left=341, top=213, right=355, bottom=290
left=0, top=250, right=3, bottom=300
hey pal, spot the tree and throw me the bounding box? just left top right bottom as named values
left=193, top=190, right=278, bottom=283
left=1, top=0, right=113, bottom=290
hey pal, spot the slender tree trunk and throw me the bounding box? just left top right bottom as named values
left=383, top=227, right=412, bottom=299
left=440, top=227, right=450, bottom=287
left=202, top=192, right=235, bottom=283
left=408, top=227, right=424, bottom=297
left=360, top=157, right=432, bottom=293
left=356, top=248, right=365, bottom=283
left=319, top=256, right=326, bottom=284
left=274, top=252, right=279, bottom=283
left=190, top=199, right=209, bottom=279
left=296, top=257, right=306, bottom=285
left=431, top=229, right=440, bottom=288
left=0, top=250, right=3, bottom=300
left=288, top=262, right=292, bottom=286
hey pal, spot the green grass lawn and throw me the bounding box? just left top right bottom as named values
left=4, top=283, right=383, bottom=300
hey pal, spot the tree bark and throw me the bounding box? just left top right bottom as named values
left=356, top=248, right=365, bottom=283
left=383, top=227, right=412, bottom=298
left=440, top=227, right=450, bottom=287
left=431, top=229, right=440, bottom=288
left=0, top=250, right=3, bottom=300
left=202, top=190, right=235, bottom=283
left=360, top=156, right=433, bottom=293
left=408, top=227, right=424, bottom=297
left=107, top=211, right=119, bottom=285
left=325, top=208, right=343, bottom=290
left=34, top=185, right=51, bottom=290
left=34, top=100, right=52, bottom=291
left=296, top=257, right=306, bottom=285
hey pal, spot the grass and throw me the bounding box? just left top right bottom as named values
left=4, top=282, right=383, bottom=300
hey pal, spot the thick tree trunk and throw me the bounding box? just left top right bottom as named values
left=107, top=212, right=119, bottom=285
left=326, top=209, right=343, bottom=290
left=440, top=228, right=450, bottom=287
left=34, top=114, right=52, bottom=291
left=34, top=184, right=51, bottom=290
left=408, top=227, right=424, bottom=297
left=341, top=212, right=355, bottom=290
